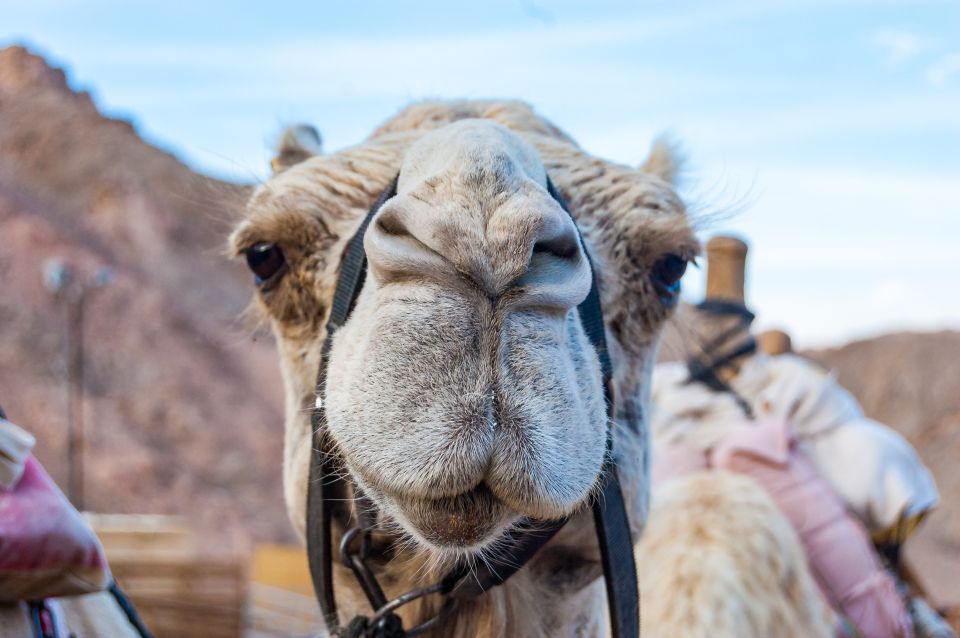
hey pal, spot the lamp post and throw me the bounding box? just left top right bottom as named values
left=43, top=260, right=112, bottom=511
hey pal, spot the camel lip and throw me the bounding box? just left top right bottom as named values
left=380, top=482, right=517, bottom=549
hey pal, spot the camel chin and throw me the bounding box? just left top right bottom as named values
left=373, top=482, right=514, bottom=552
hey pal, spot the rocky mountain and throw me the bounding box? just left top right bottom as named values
left=0, top=45, right=290, bottom=545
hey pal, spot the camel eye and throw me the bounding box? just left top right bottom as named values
left=245, top=242, right=287, bottom=288
left=651, top=253, right=687, bottom=304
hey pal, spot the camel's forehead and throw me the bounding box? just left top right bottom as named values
left=398, top=119, right=547, bottom=196
left=241, top=120, right=547, bottom=226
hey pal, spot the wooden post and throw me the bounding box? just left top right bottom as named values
left=757, top=329, right=793, bottom=355
left=705, top=235, right=748, bottom=304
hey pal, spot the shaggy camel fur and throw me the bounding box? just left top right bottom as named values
left=636, top=472, right=834, bottom=638
left=230, top=100, right=828, bottom=637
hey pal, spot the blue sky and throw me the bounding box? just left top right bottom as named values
left=5, top=0, right=959, bottom=347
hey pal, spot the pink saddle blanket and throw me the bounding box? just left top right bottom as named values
left=0, top=456, right=111, bottom=601
left=653, top=418, right=913, bottom=638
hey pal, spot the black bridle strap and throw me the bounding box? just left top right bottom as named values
left=545, top=180, right=614, bottom=383
left=307, top=177, right=399, bottom=630
left=446, top=517, right=566, bottom=599
left=594, top=463, right=638, bottom=638
left=549, top=179, right=639, bottom=638
left=694, top=298, right=755, bottom=321
left=307, top=176, right=639, bottom=638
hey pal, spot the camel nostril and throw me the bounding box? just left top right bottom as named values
left=375, top=214, right=408, bottom=237
left=511, top=226, right=591, bottom=311
left=365, top=202, right=453, bottom=286
left=532, top=235, right=580, bottom=261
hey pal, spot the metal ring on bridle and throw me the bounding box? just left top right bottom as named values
left=367, top=582, right=454, bottom=631
left=339, top=527, right=369, bottom=565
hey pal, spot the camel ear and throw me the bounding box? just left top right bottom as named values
left=271, top=124, right=323, bottom=174
left=641, top=135, right=684, bottom=185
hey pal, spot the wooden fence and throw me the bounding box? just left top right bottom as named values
left=87, top=514, right=247, bottom=638
left=247, top=544, right=324, bottom=636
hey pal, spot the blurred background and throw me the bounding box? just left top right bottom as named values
left=1, top=1, right=957, bottom=635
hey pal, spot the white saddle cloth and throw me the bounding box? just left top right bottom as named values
left=651, top=353, right=939, bottom=534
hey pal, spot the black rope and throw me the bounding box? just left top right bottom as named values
left=694, top=299, right=755, bottom=321
left=109, top=581, right=156, bottom=638
left=685, top=300, right=758, bottom=419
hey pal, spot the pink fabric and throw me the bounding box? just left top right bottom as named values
left=653, top=419, right=913, bottom=638
left=650, top=442, right=708, bottom=486
left=0, top=456, right=110, bottom=601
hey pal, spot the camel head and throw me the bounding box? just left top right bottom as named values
left=331, top=120, right=610, bottom=554
left=230, top=101, right=697, bottom=569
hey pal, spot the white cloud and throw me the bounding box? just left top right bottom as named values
left=870, top=28, right=933, bottom=68
left=685, top=165, right=960, bottom=348
left=927, top=52, right=960, bottom=87
left=867, top=27, right=960, bottom=88
left=583, top=95, right=960, bottom=164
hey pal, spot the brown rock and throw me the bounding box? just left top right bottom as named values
left=0, top=45, right=290, bottom=546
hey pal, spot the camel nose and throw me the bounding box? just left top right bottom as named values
left=364, top=187, right=593, bottom=311
left=363, top=197, right=451, bottom=287
left=506, top=206, right=593, bottom=312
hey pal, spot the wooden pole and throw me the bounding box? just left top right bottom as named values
left=757, top=329, right=793, bottom=355
left=705, top=235, right=748, bottom=304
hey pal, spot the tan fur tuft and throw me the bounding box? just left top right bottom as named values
left=271, top=123, right=323, bottom=174
left=641, top=135, right=685, bottom=185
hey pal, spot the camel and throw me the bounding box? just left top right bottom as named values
left=230, top=100, right=832, bottom=637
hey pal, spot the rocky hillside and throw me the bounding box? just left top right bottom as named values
left=0, top=45, right=290, bottom=545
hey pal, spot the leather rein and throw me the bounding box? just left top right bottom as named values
left=306, top=176, right=639, bottom=638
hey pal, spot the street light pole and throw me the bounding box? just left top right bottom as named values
left=43, top=260, right=111, bottom=511
left=65, top=287, right=85, bottom=510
